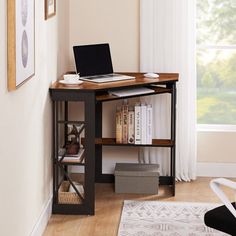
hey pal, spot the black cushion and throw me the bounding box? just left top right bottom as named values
left=204, top=202, right=236, bottom=235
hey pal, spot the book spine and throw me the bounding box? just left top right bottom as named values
left=122, top=100, right=129, bottom=144
left=140, top=103, right=147, bottom=144
left=116, top=106, right=122, bottom=144
left=134, top=103, right=141, bottom=144
left=146, top=104, right=153, bottom=145
left=128, top=107, right=135, bottom=144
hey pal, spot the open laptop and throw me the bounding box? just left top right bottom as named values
left=73, top=43, right=135, bottom=83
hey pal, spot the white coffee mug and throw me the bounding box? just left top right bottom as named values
left=63, top=74, right=80, bottom=83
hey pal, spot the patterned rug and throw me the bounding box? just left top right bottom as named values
left=118, top=201, right=228, bottom=236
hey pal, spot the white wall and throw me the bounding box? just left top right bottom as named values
left=0, top=1, right=69, bottom=235
left=69, top=0, right=140, bottom=72
left=198, top=130, right=236, bottom=163
left=197, top=130, right=236, bottom=177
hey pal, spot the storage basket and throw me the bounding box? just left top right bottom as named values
left=58, top=181, right=83, bottom=204
left=115, top=163, right=159, bottom=194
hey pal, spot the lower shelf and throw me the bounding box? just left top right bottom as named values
left=52, top=175, right=175, bottom=215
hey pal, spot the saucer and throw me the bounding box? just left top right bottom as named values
left=59, top=80, right=83, bottom=86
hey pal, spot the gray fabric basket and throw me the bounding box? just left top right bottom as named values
left=114, top=163, right=159, bottom=194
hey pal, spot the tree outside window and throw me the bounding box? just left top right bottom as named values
left=197, top=0, right=236, bottom=125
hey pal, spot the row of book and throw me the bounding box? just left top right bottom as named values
left=116, top=100, right=153, bottom=144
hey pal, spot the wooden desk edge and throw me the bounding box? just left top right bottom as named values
left=49, top=72, right=179, bottom=91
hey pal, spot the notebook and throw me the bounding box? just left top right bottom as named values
left=73, top=43, right=135, bottom=83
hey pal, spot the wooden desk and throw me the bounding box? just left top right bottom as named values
left=50, top=72, right=179, bottom=215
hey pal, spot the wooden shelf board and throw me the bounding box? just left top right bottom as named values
left=95, top=138, right=174, bottom=147
left=60, top=160, right=85, bottom=165
left=96, top=86, right=172, bottom=102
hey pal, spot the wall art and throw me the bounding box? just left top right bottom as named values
left=45, top=0, right=56, bottom=20
left=8, top=0, right=35, bottom=91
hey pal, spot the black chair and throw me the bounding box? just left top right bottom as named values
left=204, top=178, right=236, bottom=235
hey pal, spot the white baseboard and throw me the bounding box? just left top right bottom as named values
left=30, top=195, right=53, bottom=236
left=197, top=162, right=236, bottom=178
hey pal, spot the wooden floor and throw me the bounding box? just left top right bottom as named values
left=43, top=177, right=235, bottom=236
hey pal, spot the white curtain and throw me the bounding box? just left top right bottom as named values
left=140, top=0, right=197, bottom=181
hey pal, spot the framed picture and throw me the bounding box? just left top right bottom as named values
left=7, top=0, right=35, bottom=91
left=45, top=0, right=56, bottom=20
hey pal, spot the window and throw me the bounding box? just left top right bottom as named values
left=197, top=0, right=236, bottom=125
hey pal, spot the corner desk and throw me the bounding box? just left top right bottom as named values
left=49, top=72, right=179, bottom=215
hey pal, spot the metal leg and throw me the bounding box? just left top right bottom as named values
left=64, top=101, right=68, bottom=179
left=64, top=101, right=68, bottom=144
left=171, top=82, right=177, bottom=196
left=84, top=93, right=96, bottom=215
left=53, top=101, right=59, bottom=203
left=95, top=102, right=103, bottom=182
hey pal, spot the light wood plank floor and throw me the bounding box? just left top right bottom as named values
left=43, top=177, right=235, bottom=236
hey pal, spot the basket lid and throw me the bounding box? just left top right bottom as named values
left=115, top=163, right=159, bottom=177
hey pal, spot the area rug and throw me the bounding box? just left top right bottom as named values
left=118, top=201, right=228, bottom=236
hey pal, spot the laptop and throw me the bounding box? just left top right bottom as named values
left=73, top=43, right=135, bottom=83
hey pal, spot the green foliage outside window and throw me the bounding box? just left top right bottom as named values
left=197, top=0, right=236, bottom=125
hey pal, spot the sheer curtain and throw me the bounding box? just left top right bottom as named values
left=140, top=0, right=197, bottom=181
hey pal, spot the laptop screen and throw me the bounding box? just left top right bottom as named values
left=73, top=43, right=114, bottom=77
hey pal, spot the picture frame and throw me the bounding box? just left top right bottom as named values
left=7, top=0, right=35, bottom=91
left=45, top=0, right=56, bottom=20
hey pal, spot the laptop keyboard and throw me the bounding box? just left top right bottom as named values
left=80, top=74, right=135, bottom=83
left=92, top=76, right=133, bottom=83
left=83, top=74, right=120, bottom=79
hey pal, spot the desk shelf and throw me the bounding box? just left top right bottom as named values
left=96, top=86, right=172, bottom=102
left=95, top=138, right=174, bottom=147
left=50, top=72, right=178, bottom=215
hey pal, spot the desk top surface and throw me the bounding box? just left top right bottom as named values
left=50, top=72, right=179, bottom=91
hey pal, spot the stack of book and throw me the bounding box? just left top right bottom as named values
left=116, top=101, right=153, bottom=145
left=58, top=148, right=85, bottom=163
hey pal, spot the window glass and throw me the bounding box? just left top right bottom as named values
left=197, top=0, right=236, bottom=125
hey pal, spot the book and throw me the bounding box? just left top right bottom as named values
left=122, top=100, right=129, bottom=144
left=140, top=103, right=147, bottom=144
left=146, top=104, right=153, bottom=144
left=128, top=106, right=135, bottom=144
left=58, top=148, right=85, bottom=163
left=116, top=106, right=122, bottom=143
left=134, top=102, right=141, bottom=144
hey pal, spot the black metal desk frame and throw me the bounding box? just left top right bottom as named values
left=50, top=73, right=178, bottom=215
